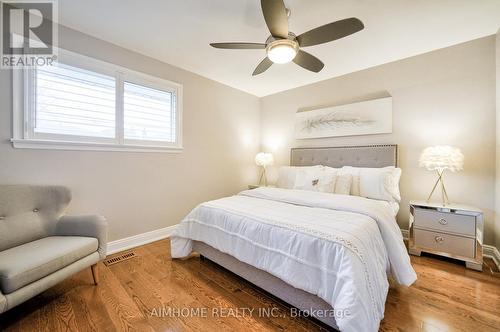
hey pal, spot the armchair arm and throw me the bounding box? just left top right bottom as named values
left=56, top=215, right=108, bottom=259
left=0, top=291, right=6, bottom=314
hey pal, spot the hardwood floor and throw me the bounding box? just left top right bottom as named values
left=1, top=239, right=499, bottom=331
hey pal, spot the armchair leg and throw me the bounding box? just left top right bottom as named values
left=91, top=264, right=99, bottom=285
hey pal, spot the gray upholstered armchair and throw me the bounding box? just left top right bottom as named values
left=0, top=185, right=107, bottom=314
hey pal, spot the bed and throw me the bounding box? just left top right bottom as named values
left=171, top=145, right=416, bottom=332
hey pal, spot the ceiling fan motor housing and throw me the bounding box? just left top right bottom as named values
left=265, top=32, right=297, bottom=45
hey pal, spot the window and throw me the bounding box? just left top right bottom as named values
left=12, top=49, right=182, bottom=152
left=123, top=81, right=176, bottom=143
left=35, top=64, right=116, bottom=139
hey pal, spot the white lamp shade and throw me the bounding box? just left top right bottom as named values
left=419, top=145, right=464, bottom=172
left=255, top=152, right=274, bottom=167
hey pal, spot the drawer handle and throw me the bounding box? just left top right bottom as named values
left=434, top=236, right=444, bottom=243
left=438, top=218, right=448, bottom=225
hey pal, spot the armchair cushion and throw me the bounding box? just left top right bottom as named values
left=56, top=215, right=107, bottom=259
left=0, top=236, right=97, bottom=294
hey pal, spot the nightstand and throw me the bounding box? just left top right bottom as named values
left=409, top=201, right=483, bottom=271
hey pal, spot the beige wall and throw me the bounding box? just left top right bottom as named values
left=260, top=36, right=497, bottom=246
left=496, top=29, right=500, bottom=250
left=0, top=25, right=261, bottom=242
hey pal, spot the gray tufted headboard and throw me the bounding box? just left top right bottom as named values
left=290, top=144, right=397, bottom=168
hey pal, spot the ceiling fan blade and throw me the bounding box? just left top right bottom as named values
left=253, top=57, right=273, bottom=76
left=260, top=0, right=289, bottom=39
left=210, top=42, right=266, bottom=49
left=293, top=50, right=324, bottom=73
left=297, top=18, right=364, bottom=47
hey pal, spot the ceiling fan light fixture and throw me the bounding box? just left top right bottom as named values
left=266, top=39, right=298, bottom=64
left=210, top=0, right=364, bottom=75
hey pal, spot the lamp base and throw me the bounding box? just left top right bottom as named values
left=426, top=170, right=450, bottom=206
left=258, top=167, right=268, bottom=187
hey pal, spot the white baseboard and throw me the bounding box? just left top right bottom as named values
left=401, top=228, right=500, bottom=270
left=107, top=225, right=178, bottom=255
left=484, top=245, right=500, bottom=269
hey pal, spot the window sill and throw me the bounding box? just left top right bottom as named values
left=10, top=139, right=183, bottom=153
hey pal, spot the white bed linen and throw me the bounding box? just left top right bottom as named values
left=171, top=187, right=416, bottom=332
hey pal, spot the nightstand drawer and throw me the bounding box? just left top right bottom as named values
left=413, top=208, right=475, bottom=236
left=414, top=229, right=475, bottom=259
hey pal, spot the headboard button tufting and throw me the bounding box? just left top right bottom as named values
left=290, top=145, right=397, bottom=168
left=33, top=208, right=39, bottom=213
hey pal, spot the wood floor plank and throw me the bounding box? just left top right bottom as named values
left=105, top=267, right=154, bottom=331
left=53, top=294, right=79, bottom=331
left=110, top=248, right=226, bottom=331
left=176, top=259, right=316, bottom=331
left=179, top=257, right=323, bottom=331
left=1, top=238, right=499, bottom=332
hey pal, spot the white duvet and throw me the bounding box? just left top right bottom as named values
left=171, top=187, right=416, bottom=332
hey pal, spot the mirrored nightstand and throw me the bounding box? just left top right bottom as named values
left=409, top=201, right=483, bottom=271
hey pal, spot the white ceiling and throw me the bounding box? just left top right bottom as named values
left=58, top=0, right=500, bottom=97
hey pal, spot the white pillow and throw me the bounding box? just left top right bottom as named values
left=387, top=201, right=400, bottom=217
left=360, top=167, right=402, bottom=202
left=276, top=165, right=322, bottom=189
left=334, top=173, right=352, bottom=195
left=294, top=167, right=337, bottom=193
left=323, top=166, right=340, bottom=173
left=341, top=166, right=402, bottom=202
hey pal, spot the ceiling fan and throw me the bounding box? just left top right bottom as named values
left=210, top=0, right=364, bottom=76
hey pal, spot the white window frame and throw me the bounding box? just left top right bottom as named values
left=11, top=48, right=183, bottom=153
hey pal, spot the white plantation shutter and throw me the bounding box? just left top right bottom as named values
left=34, top=63, right=116, bottom=139
left=13, top=48, right=182, bottom=152
left=124, top=82, right=176, bottom=143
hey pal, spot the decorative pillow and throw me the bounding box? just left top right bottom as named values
left=338, top=166, right=361, bottom=196
left=341, top=166, right=402, bottom=202
left=276, top=165, right=322, bottom=189
left=334, top=173, right=352, bottom=195
left=293, top=167, right=336, bottom=193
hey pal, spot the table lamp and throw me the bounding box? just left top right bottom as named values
left=419, top=145, right=464, bottom=206
left=255, top=152, right=274, bottom=186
